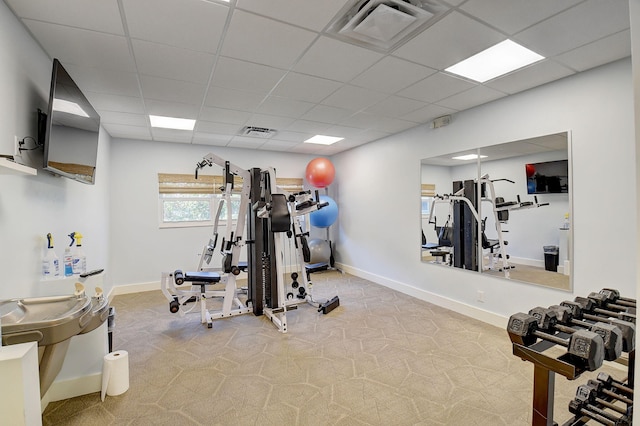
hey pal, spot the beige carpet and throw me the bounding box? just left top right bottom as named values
left=42, top=271, right=622, bottom=425
left=422, top=253, right=571, bottom=291
left=483, top=263, right=571, bottom=291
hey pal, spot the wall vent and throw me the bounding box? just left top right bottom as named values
left=326, top=0, right=448, bottom=52
left=240, top=126, right=277, bottom=138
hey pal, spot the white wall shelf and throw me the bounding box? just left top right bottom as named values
left=0, top=158, right=37, bottom=175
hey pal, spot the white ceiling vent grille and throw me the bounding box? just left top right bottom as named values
left=240, top=126, right=277, bottom=138
left=327, top=0, right=448, bottom=52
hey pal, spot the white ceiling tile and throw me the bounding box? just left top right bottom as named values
left=192, top=133, right=233, bottom=146
left=227, top=136, right=267, bottom=149
left=554, top=30, right=631, bottom=72
left=256, top=96, right=315, bottom=118
left=485, top=60, right=575, bottom=94
left=349, top=129, right=391, bottom=143
left=132, top=40, right=215, bottom=84
left=195, top=121, right=242, bottom=135
left=199, top=107, right=252, bottom=125
left=64, top=65, right=140, bottom=97
left=86, top=92, right=145, bottom=114
left=221, top=10, right=317, bottom=68
left=237, top=0, right=347, bottom=32
left=245, top=114, right=295, bottom=130
left=24, top=20, right=134, bottom=72
left=212, top=57, right=287, bottom=94
left=301, top=105, right=353, bottom=124
left=324, top=125, right=366, bottom=139
left=267, top=131, right=312, bottom=143
left=351, top=56, right=437, bottom=94
left=151, top=128, right=194, bottom=143
left=145, top=99, right=201, bottom=118
left=321, top=85, right=388, bottom=111
left=398, top=72, right=476, bottom=103
left=364, top=96, right=427, bottom=118
left=285, top=120, right=331, bottom=134
left=435, top=85, right=506, bottom=111
left=514, top=0, right=630, bottom=57
left=103, top=123, right=152, bottom=140
left=393, top=12, right=505, bottom=70
left=402, top=104, right=456, bottom=123
left=99, top=111, right=148, bottom=127
left=271, top=72, right=343, bottom=103
left=460, top=0, right=583, bottom=35
left=258, top=140, right=301, bottom=151
left=122, top=0, right=228, bottom=53
left=293, top=36, right=384, bottom=82
left=140, top=75, right=206, bottom=105
left=340, top=112, right=415, bottom=134
left=204, top=86, right=265, bottom=111
left=13, top=0, right=629, bottom=156
left=6, top=0, right=124, bottom=35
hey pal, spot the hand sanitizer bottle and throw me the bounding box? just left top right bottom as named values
left=64, top=233, right=74, bottom=277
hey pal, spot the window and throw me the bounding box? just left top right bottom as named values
left=421, top=183, right=436, bottom=216
left=158, top=173, right=303, bottom=228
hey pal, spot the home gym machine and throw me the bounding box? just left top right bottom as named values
left=160, top=153, right=339, bottom=332
left=507, top=288, right=635, bottom=425
left=426, top=175, right=548, bottom=277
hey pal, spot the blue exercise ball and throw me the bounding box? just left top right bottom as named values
left=310, top=195, right=338, bottom=228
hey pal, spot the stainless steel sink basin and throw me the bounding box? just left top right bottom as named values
left=79, top=289, right=109, bottom=335
left=1, top=294, right=92, bottom=346
left=0, top=283, right=109, bottom=397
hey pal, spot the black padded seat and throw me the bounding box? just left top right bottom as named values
left=183, top=271, right=221, bottom=283
left=237, top=261, right=248, bottom=272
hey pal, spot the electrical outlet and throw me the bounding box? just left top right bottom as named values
left=477, top=290, right=485, bottom=302
left=13, top=136, right=21, bottom=159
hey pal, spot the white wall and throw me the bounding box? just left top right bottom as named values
left=108, top=138, right=324, bottom=287
left=334, top=58, right=636, bottom=324
left=0, top=0, right=112, bottom=300
left=630, top=0, right=640, bottom=399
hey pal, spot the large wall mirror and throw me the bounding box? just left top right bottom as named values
left=420, top=131, right=572, bottom=291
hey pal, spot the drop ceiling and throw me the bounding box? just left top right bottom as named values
left=4, top=0, right=630, bottom=155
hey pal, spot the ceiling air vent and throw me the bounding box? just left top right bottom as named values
left=326, top=0, right=448, bottom=52
left=240, top=126, right=277, bottom=138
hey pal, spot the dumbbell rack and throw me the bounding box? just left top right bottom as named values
left=507, top=290, right=635, bottom=426
left=511, top=331, right=594, bottom=425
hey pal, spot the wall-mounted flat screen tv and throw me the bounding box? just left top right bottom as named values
left=42, top=58, right=100, bottom=185
left=525, top=159, right=568, bottom=194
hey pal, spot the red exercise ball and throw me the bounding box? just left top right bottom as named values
left=525, top=163, right=536, bottom=178
left=306, top=157, right=335, bottom=188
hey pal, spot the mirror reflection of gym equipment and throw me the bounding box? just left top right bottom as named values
left=421, top=132, right=572, bottom=291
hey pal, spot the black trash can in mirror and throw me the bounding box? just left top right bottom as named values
left=543, top=245, right=559, bottom=272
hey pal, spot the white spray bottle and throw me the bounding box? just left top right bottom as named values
left=42, top=233, right=61, bottom=279
left=72, top=232, right=87, bottom=275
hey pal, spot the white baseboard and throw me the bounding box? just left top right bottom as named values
left=41, top=373, right=102, bottom=413
left=509, top=256, right=544, bottom=268
left=108, top=281, right=160, bottom=301
left=336, top=262, right=508, bottom=329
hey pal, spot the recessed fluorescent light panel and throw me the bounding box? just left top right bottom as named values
left=445, top=40, right=544, bottom=83
left=304, top=135, right=344, bottom=145
left=149, top=115, right=196, bottom=130
left=452, top=154, right=487, bottom=161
